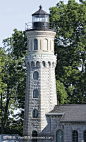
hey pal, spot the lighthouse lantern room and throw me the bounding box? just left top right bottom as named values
left=32, top=5, right=49, bottom=29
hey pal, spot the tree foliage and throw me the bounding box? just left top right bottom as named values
left=56, top=80, right=69, bottom=104
left=50, top=0, right=86, bottom=104
left=0, top=29, right=27, bottom=134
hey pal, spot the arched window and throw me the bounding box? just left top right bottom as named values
left=36, top=61, right=40, bottom=68
left=72, top=130, right=78, bottom=142
left=56, top=130, right=63, bottom=142
left=84, top=130, right=86, bottom=142
left=31, top=61, right=35, bottom=68
left=33, top=109, right=38, bottom=118
left=44, top=39, right=48, bottom=50
left=42, top=61, right=45, bottom=67
left=46, top=39, right=48, bottom=50
left=32, top=131, right=37, bottom=142
left=48, top=61, right=51, bottom=67
left=33, top=89, right=39, bottom=98
left=34, top=39, right=38, bottom=50
left=33, top=71, right=39, bottom=80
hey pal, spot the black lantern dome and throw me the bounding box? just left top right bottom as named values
left=32, top=5, right=49, bottom=30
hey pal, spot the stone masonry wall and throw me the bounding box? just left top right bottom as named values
left=23, top=54, right=57, bottom=135
left=43, top=115, right=86, bottom=142
left=23, top=29, right=57, bottom=142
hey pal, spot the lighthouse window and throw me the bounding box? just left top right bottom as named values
left=33, top=109, right=38, bottom=118
left=32, top=15, right=49, bottom=23
left=31, top=61, right=35, bottom=68
left=36, top=61, right=40, bottom=68
left=32, top=131, right=37, bottom=142
left=34, top=39, right=38, bottom=50
left=84, top=130, right=86, bottom=142
left=42, top=61, right=45, bottom=67
left=72, top=130, right=78, bottom=142
left=48, top=61, right=51, bottom=67
left=33, top=89, right=39, bottom=98
left=33, top=71, right=39, bottom=80
left=45, top=15, right=49, bottom=22
left=45, top=39, right=48, bottom=50
left=33, top=15, right=40, bottom=22
left=40, top=15, right=45, bottom=22
left=44, top=39, right=48, bottom=51
left=56, top=130, right=63, bottom=142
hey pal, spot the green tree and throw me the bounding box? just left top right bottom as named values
left=56, top=80, right=69, bottom=104
left=0, top=48, right=7, bottom=131
left=50, top=0, right=86, bottom=103
left=0, top=29, right=27, bottom=134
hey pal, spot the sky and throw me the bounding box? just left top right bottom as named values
left=0, top=0, right=80, bottom=47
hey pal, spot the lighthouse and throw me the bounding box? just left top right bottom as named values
left=23, top=5, right=57, bottom=141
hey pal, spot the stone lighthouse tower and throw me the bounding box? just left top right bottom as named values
left=23, top=6, right=57, bottom=141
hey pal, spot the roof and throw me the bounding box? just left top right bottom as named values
left=48, top=104, right=86, bottom=122
left=32, top=5, right=49, bottom=16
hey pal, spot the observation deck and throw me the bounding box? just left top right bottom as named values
left=25, top=22, right=56, bottom=31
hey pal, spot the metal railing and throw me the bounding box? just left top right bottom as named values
left=25, top=22, right=56, bottom=31
left=25, top=22, right=32, bottom=30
